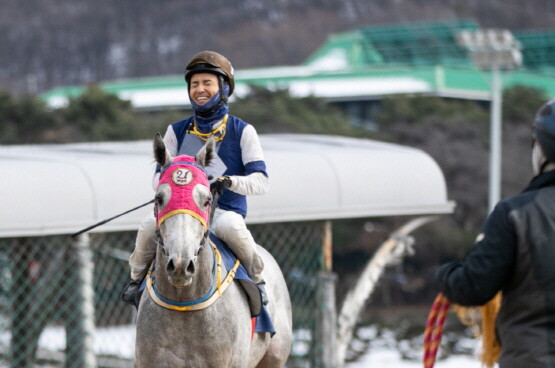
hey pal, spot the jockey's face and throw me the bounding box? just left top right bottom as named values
left=189, top=73, right=219, bottom=105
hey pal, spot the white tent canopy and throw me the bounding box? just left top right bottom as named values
left=0, top=134, right=454, bottom=238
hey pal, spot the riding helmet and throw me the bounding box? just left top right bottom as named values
left=533, top=99, right=555, bottom=162
left=184, top=51, right=235, bottom=96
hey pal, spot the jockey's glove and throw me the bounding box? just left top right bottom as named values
left=211, top=176, right=232, bottom=195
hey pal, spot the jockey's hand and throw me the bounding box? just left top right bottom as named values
left=211, top=176, right=232, bottom=195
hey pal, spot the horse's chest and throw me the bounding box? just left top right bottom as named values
left=136, top=290, right=252, bottom=367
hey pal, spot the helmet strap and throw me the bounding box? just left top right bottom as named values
left=218, top=76, right=229, bottom=103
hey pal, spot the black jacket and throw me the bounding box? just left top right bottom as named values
left=436, top=170, right=555, bottom=368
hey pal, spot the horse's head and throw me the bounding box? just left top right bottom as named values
left=152, top=133, right=215, bottom=287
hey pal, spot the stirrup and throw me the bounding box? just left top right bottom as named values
left=256, top=281, right=269, bottom=305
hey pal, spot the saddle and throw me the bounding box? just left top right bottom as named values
left=208, top=234, right=263, bottom=316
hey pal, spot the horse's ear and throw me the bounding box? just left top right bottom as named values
left=196, top=137, right=215, bottom=168
left=153, top=133, right=172, bottom=167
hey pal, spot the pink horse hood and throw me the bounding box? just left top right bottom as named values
left=156, top=155, right=210, bottom=229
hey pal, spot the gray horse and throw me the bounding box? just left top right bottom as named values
left=135, top=134, right=292, bottom=367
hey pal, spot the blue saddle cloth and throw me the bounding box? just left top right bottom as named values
left=209, top=233, right=275, bottom=335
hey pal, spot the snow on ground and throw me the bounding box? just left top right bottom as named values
left=345, top=325, right=499, bottom=368
left=36, top=324, right=136, bottom=359
left=346, top=348, right=496, bottom=368
left=2, top=323, right=499, bottom=367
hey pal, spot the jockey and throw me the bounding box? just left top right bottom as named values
left=121, top=50, right=269, bottom=306
left=435, top=99, right=555, bottom=368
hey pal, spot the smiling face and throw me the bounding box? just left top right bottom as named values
left=189, top=72, right=219, bottom=105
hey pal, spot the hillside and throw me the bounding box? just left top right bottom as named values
left=2, top=0, right=554, bottom=94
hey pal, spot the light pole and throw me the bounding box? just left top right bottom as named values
left=457, top=29, right=522, bottom=213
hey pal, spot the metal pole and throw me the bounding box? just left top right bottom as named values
left=315, top=272, right=337, bottom=368
left=457, top=29, right=520, bottom=213
left=67, top=233, right=97, bottom=368
left=315, top=220, right=337, bottom=368
left=488, top=66, right=502, bottom=213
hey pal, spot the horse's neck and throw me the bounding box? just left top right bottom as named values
left=155, top=244, right=223, bottom=302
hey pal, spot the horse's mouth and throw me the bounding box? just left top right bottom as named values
left=168, top=275, right=193, bottom=288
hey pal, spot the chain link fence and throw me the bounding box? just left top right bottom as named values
left=0, top=221, right=324, bottom=367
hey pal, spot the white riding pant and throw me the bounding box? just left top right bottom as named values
left=128, top=209, right=264, bottom=284
left=128, top=214, right=157, bottom=281
left=211, top=208, right=264, bottom=284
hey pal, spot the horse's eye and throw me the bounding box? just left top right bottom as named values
left=155, top=193, right=165, bottom=206
left=155, top=184, right=171, bottom=209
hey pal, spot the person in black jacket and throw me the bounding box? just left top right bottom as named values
left=435, top=98, right=555, bottom=368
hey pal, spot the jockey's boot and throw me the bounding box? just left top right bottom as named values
left=256, top=281, right=269, bottom=305
left=120, top=279, right=142, bottom=309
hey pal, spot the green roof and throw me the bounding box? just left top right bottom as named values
left=514, top=30, right=555, bottom=72
left=305, top=20, right=555, bottom=71
left=304, top=20, right=478, bottom=68
left=41, top=20, right=555, bottom=109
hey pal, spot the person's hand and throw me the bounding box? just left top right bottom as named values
left=210, top=176, right=232, bottom=195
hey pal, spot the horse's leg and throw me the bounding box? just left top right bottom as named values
left=254, top=331, right=290, bottom=368
left=252, top=288, right=292, bottom=367
left=253, top=250, right=292, bottom=368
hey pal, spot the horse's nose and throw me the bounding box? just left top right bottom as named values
left=186, top=259, right=195, bottom=275
left=166, top=257, right=195, bottom=276
left=166, top=258, right=177, bottom=274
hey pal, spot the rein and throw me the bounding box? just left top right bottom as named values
left=70, top=199, right=155, bottom=238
